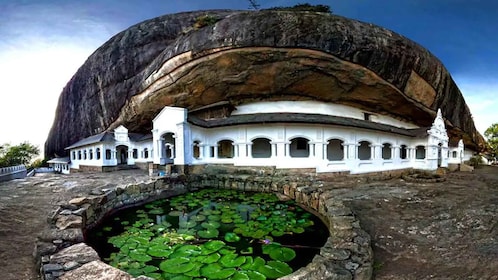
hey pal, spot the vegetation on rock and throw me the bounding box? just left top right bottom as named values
left=268, top=3, right=332, bottom=13
left=194, top=14, right=219, bottom=29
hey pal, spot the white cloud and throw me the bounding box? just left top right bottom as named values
left=453, top=76, right=498, bottom=136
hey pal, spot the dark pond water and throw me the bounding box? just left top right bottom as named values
left=86, top=188, right=329, bottom=280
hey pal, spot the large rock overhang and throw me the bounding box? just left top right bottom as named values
left=45, top=10, right=485, bottom=157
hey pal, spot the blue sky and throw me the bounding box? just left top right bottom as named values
left=0, top=0, right=497, bottom=153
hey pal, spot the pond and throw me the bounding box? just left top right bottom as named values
left=86, top=188, right=329, bottom=279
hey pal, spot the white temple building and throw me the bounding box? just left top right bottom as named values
left=58, top=101, right=472, bottom=174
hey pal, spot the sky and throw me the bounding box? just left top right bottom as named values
left=0, top=0, right=497, bottom=156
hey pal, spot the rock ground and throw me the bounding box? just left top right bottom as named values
left=0, top=167, right=497, bottom=280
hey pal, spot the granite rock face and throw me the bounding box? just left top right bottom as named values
left=45, top=9, right=485, bottom=157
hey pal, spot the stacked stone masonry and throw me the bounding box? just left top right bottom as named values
left=35, top=168, right=373, bottom=280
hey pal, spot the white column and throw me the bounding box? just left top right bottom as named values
left=214, top=145, right=219, bottom=158
left=270, top=142, right=277, bottom=158
left=285, top=142, right=291, bottom=157
left=247, top=143, right=253, bottom=158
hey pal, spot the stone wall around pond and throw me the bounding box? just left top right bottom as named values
left=34, top=169, right=373, bottom=280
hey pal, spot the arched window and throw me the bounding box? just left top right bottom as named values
left=83, top=150, right=87, bottom=160
left=77, top=151, right=82, bottom=160
left=358, top=141, right=371, bottom=160
left=252, top=138, right=271, bottom=158
left=289, top=137, right=309, bottom=158
left=162, top=133, right=175, bottom=159
left=144, top=148, right=149, bottom=159
left=218, top=140, right=234, bottom=158
left=96, top=148, right=101, bottom=160
left=193, top=141, right=201, bottom=159
left=72, top=151, right=76, bottom=160
left=452, top=151, right=457, bottom=158
left=105, top=149, right=112, bottom=160
left=382, top=143, right=392, bottom=160
left=415, top=145, right=426, bottom=159
left=327, top=139, right=344, bottom=161
left=133, top=149, right=138, bottom=159
left=89, top=149, right=93, bottom=160
left=400, top=145, right=407, bottom=159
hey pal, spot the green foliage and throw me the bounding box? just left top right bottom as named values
left=468, top=155, right=483, bottom=168
left=484, top=123, right=498, bottom=157
left=194, top=14, right=219, bottom=29
left=268, top=3, right=332, bottom=13
left=0, top=142, right=39, bottom=168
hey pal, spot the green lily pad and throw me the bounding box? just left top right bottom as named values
left=200, top=240, right=225, bottom=255
left=268, top=246, right=296, bottom=262
left=200, top=263, right=236, bottom=279
left=292, top=227, right=305, bottom=234
left=201, top=221, right=220, bottom=229
left=240, top=247, right=253, bottom=255
left=224, top=232, right=241, bottom=243
left=208, top=215, right=221, bottom=221
left=258, top=260, right=293, bottom=278
left=198, top=228, right=219, bottom=239
left=192, top=214, right=206, bottom=222
left=159, top=257, right=195, bottom=274
left=198, top=252, right=221, bottom=264
left=168, top=210, right=183, bottom=216
left=220, top=253, right=246, bottom=268
left=271, top=230, right=285, bottom=237
left=149, top=208, right=164, bottom=215
left=179, top=220, right=197, bottom=228
left=147, top=245, right=172, bottom=258
left=128, top=250, right=152, bottom=262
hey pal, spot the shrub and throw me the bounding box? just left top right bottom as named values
left=194, top=15, right=219, bottom=29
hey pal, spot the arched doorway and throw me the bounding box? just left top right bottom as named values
left=161, top=132, right=175, bottom=164
left=358, top=141, right=371, bottom=160
left=116, top=145, right=128, bottom=165
left=218, top=140, right=234, bottom=158
left=252, top=138, right=271, bottom=158
left=289, top=137, right=309, bottom=158
left=382, top=143, right=392, bottom=160
left=327, top=139, right=344, bottom=161
left=437, top=143, right=443, bottom=167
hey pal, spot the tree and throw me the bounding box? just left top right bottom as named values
left=484, top=123, right=498, bottom=158
left=0, top=142, right=40, bottom=167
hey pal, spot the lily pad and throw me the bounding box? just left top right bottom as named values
left=200, top=263, right=236, bottom=279
left=201, top=221, right=220, bottom=229
left=224, top=232, right=241, bottom=243
left=168, top=210, right=183, bottom=216
left=258, top=260, right=293, bottom=278
left=128, top=250, right=152, bottom=262
left=201, top=240, right=226, bottom=254
left=220, top=253, right=246, bottom=268
left=147, top=245, right=172, bottom=258
left=159, top=257, right=195, bottom=274
left=148, top=208, right=164, bottom=215
left=179, top=220, right=197, bottom=228
left=198, top=228, right=219, bottom=239
left=268, top=246, right=296, bottom=262
left=198, top=252, right=221, bottom=264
